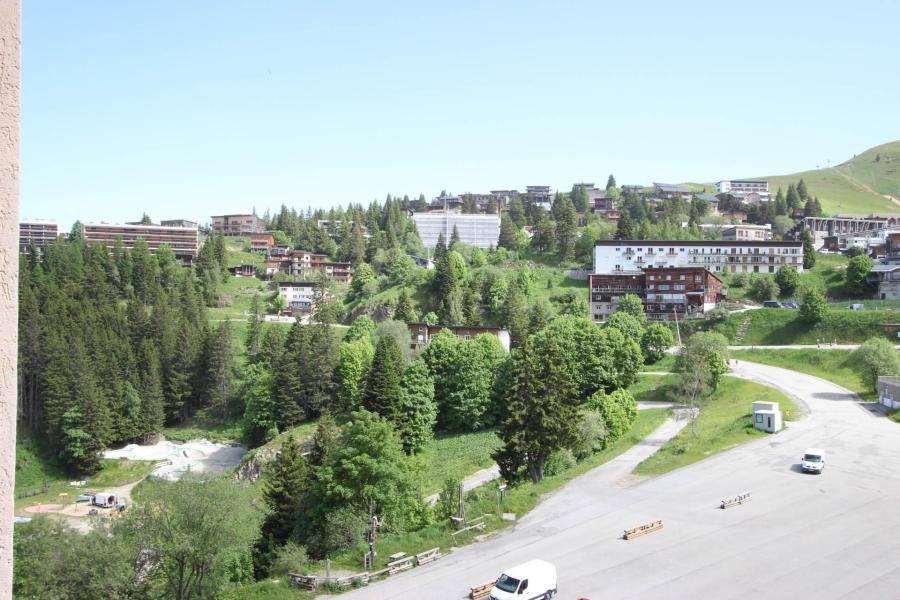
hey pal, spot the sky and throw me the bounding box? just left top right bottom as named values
left=22, top=0, right=900, bottom=229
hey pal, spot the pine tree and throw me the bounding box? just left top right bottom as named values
left=308, top=411, right=342, bottom=467
left=363, top=334, right=404, bottom=417
left=255, top=437, right=309, bottom=575
left=246, top=293, right=263, bottom=361
left=802, top=230, right=817, bottom=269
left=786, top=184, right=801, bottom=211
left=508, top=196, right=526, bottom=228
left=274, top=322, right=307, bottom=429
left=797, top=178, right=809, bottom=201
left=556, top=198, right=578, bottom=260
left=503, top=281, right=530, bottom=348
left=615, top=211, right=634, bottom=240
left=241, top=364, right=277, bottom=447
left=498, top=214, right=519, bottom=250
left=395, top=360, right=437, bottom=454
left=205, top=321, right=235, bottom=419
left=774, top=187, right=787, bottom=216
left=493, top=334, right=578, bottom=484
left=606, top=174, right=617, bottom=190
left=449, top=224, right=461, bottom=251
left=394, top=289, right=417, bottom=323
left=434, top=233, right=448, bottom=262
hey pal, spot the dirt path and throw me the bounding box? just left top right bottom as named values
left=834, top=167, right=900, bottom=208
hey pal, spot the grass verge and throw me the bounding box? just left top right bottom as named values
left=731, top=348, right=873, bottom=401
left=634, top=376, right=800, bottom=476
left=418, top=430, right=502, bottom=495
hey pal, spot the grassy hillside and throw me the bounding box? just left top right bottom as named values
left=693, top=140, right=900, bottom=216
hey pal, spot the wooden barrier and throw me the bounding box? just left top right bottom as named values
left=623, top=519, right=664, bottom=540
left=470, top=579, right=496, bottom=599
left=451, top=518, right=486, bottom=537
left=289, top=546, right=444, bottom=590
left=720, top=492, right=751, bottom=509
left=289, top=574, right=317, bottom=590
left=415, top=547, right=443, bottom=566
left=387, top=554, right=416, bottom=575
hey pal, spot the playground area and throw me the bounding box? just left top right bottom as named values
left=103, top=438, right=246, bottom=481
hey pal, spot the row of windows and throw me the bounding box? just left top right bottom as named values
left=613, top=247, right=799, bottom=255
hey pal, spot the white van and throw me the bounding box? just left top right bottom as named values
left=490, top=559, right=557, bottom=600
left=801, top=448, right=825, bottom=473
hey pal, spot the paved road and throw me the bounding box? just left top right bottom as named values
left=335, top=362, right=900, bottom=600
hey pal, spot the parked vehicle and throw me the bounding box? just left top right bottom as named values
left=490, top=560, right=557, bottom=599
left=801, top=448, right=826, bottom=474
left=783, top=301, right=800, bottom=310
left=763, top=301, right=782, bottom=308
left=847, top=303, right=864, bottom=311
left=91, top=492, right=118, bottom=507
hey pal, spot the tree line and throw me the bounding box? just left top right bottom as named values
left=18, top=234, right=232, bottom=474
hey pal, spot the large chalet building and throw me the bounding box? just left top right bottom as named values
left=265, top=249, right=352, bottom=283
left=589, top=239, right=804, bottom=322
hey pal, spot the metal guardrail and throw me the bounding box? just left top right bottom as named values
left=720, top=492, right=751, bottom=509
left=623, top=519, right=664, bottom=540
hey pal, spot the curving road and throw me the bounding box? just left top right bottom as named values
left=334, top=362, right=900, bottom=600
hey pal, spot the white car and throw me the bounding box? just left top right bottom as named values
left=801, top=448, right=825, bottom=474
left=490, top=559, right=557, bottom=600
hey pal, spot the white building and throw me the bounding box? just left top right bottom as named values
left=593, top=240, right=804, bottom=275
left=722, top=224, right=773, bottom=241
left=412, top=211, right=500, bottom=249
left=277, top=281, right=319, bottom=314
left=715, top=180, right=770, bottom=202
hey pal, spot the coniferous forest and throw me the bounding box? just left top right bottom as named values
left=18, top=229, right=227, bottom=475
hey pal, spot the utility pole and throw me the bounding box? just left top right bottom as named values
left=365, top=498, right=381, bottom=569
left=673, top=306, right=683, bottom=347
left=0, top=2, right=20, bottom=598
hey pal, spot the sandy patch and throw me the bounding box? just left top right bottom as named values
left=104, top=439, right=246, bottom=481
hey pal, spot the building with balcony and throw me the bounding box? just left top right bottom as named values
left=19, top=220, right=59, bottom=254
left=249, top=232, right=275, bottom=253
left=525, top=185, right=552, bottom=210
left=210, top=214, right=264, bottom=236
left=411, top=211, right=500, bottom=249
left=265, top=249, right=352, bottom=283
left=589, top=267, right=723, bottom=322
left=83, top=223, right=199, bottom=263
left=277, top=281, right=323, bottom=315
left=715, top=180, right=770, bottom=202
left=593, top=239, right=804, bottom=276
left=407, top=324, right=511, bottom=352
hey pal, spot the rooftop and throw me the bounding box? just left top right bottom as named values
left=653, top=183, right=692, bottom=194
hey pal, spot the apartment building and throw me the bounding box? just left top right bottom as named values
left=277, top=281, right=322, bottom=315
left=589, top=267, right=723, bottom=322
left=210, top=214, right=264, bottom=236
left=715, top=180, right=770, bottom=202
left=83, top=223, right=199, bottom=262
left=407, top=324, right=511, bottom=352
left=411, top=211, right=500, bottom=249
left=265, top=249, right=352, bottom=283
left=19, top=220, right=59, bottom=254
left=593, top=239, right=804, bottom=276
left=722, top=224, right=772, bottom=241
left=525, top=185, right=552, bottom=210
left=248, top=232, right=275, bottom=253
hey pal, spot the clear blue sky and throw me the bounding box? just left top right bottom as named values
left=22, top=0, right=900, bottom=229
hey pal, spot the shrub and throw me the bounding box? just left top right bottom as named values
left=641, top=322, right=675, bottom=363
left=730, top=272, right=749, bottom=288
left=852, top=338, right=900, bottom=394
left=799, top=289, right=827, bottom=323
left=747, top=275, right=780, bottom=302
left=544, top=448, right=576, bottom=476
left=571, top=410, right=607, bottom=460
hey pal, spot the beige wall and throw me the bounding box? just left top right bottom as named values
left=0, top=1, right=19, bottom=597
